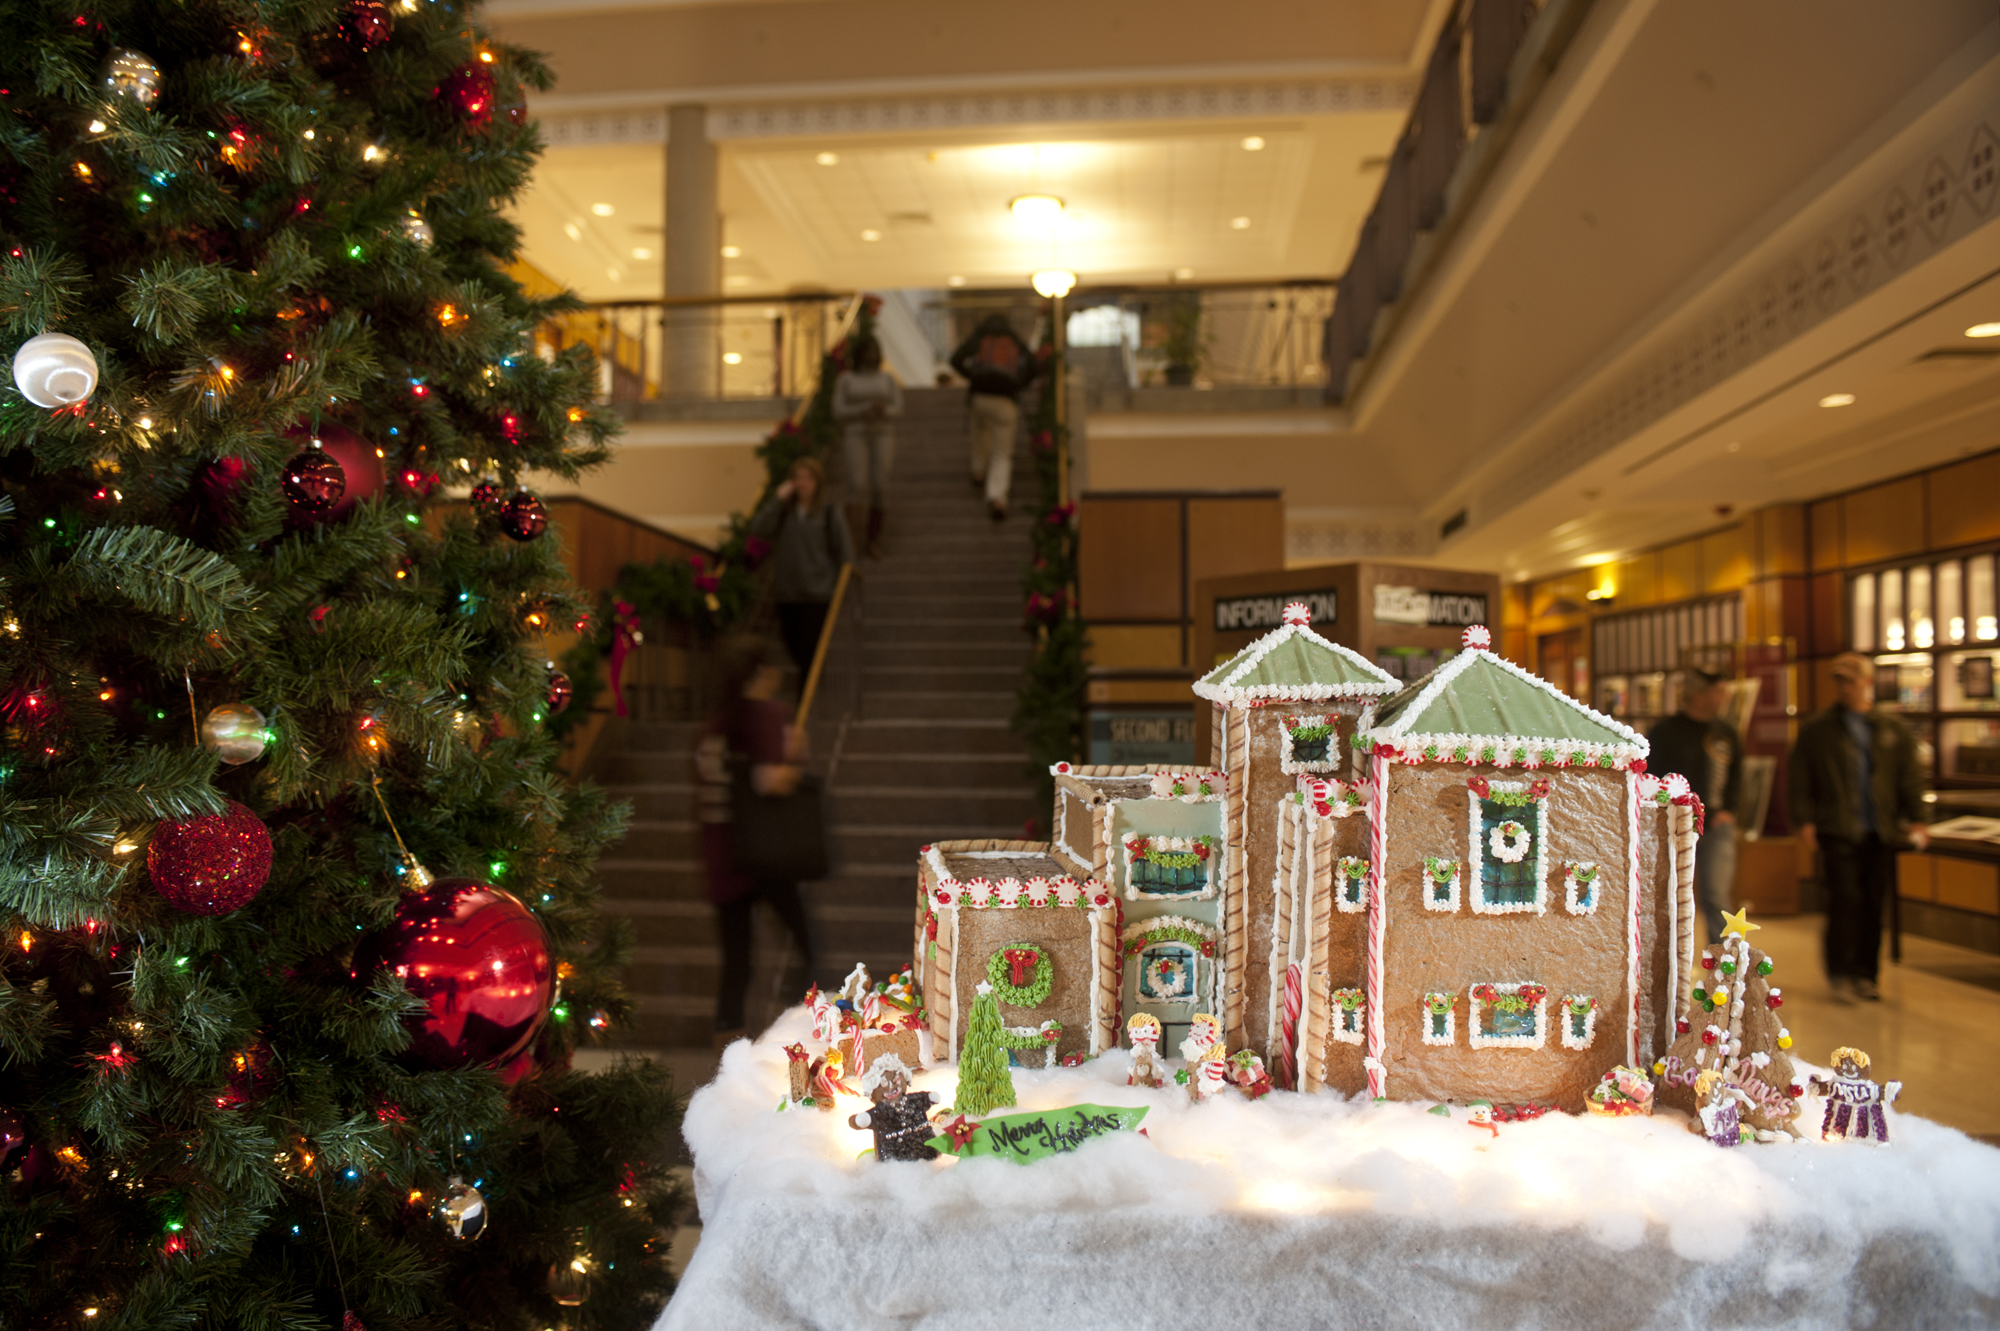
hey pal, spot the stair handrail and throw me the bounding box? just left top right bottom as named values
left=795, top=560, right=855, bottom=729
left=745, top=293, right=868, bottom=520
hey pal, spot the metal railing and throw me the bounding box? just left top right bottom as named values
left=1324, top=0, right=1590, bottom=403
left=543, top=293, right=857, bottom=405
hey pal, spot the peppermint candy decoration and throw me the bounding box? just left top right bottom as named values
left=1461, top=624, right=1492, bottom=650
left=1282, top=602, right=1311, bottom=626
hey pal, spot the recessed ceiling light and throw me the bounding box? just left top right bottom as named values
left=1009, top=194, right=1064, bottom=224
left=815, top=151, right=838, bottom=166
left=860, top=229, right=881, bottom=242
left=947, top=275, right=966, bottom=288
left=1818, top=392, right=1856, bottom=408
left=1229, top=216, right=1251, bottom=230
left=722, top=352, right=743, bottom=365
left=1967, top=321, right=2000, bottom=338
left=590, top=203, right=615, bottom=217
left=631, top=248, right=652, bottom=260
left=1173, top=267, right=1195, bottom=281
left=607, top=267, right=622, bottom=280
left=564, top=223, right=582, bottom=241
left=721, top=245, right=742, bottom=258
left=1241, top=135, right=1266, bottom=151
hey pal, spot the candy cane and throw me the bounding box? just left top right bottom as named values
left=1626, top=771, right=1643, bottom=1066
left=1281, top=959, right=1303, bottom=1091
left=1365, top=752, right=1391, bottom=1098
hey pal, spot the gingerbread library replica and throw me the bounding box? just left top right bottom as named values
left=914, top=606, right=1751, bottom=1116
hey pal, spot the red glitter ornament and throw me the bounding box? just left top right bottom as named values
left=436, top=62, right=496, bottom=129
left=343, top=1313, right=368, bottom=1331
left=148, top=800, right=272, bottom=915
left=498, top=489, right=547, bottom=542
left=352, top=879, right=553, bottom=1068
left=347, top=0, right=392, bottom=47
left=469, top=478, right=504, bottom=516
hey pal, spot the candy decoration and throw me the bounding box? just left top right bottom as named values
left=1278, top=959, right=1302, bottom=1091
left=148, top=800, right=273, bottom=915
left=10, top=332, right=98, bottom=407
left=438, top=1176, right=487, bottom=1238
left=281, top=442, right=346, bottom=515
left=545, top=667, right=573, bottom=715
left=1364, top=751, right=1390, bottom=1097
left=200, top=703, right=268, bottom=765
left=352, top=879, right=554, bottom=1068
left=347, top=0, right=393, bottom=47
left=399, top=210, right=434, bottom=248
left=1281, top=602, right=1311, bottom=627
left=100, top=49, right=162, bottom=108
left=1461, top=624, right=1492, bottom=650
left=497, top=489, right=548, bottom=542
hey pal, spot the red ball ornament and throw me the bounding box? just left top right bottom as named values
left=545, top=668, right=573, bottom=715
left=469, top=478, right=504, bottom=516
left=498, top=489, right=547, bottom=542
left=0, top=1107, right=26, bottom=1172
left=280, top=445, right=347, bottom=516
left=436, top=62, right=496, bottom=129
left=347, top=0, right=393, bottom=47
left=283, top=423, right=384, bottom=522
left=148, top=800, right=273, bottom=915
left=354, top=879, right=553, bottom=1068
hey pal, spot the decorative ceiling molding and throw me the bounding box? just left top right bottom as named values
left=1460, top=94, right=2000, bottom=543
left=1286, top=507, right=1435, bottom=564
left=539, top=77, right=1414, bottom=149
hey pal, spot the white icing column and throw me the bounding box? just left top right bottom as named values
left=1364, top=752, right=1391, bottom=1098
left=1625, top=772, right=1643, bottom=1066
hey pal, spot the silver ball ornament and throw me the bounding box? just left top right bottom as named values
left=100, top=49, right=162, bottom=109
left=10, top=332, right=99, bottom=408
left=400, top=211, right=434, bottom=249
left=438, top=1177, right=487, bottom=1239
left=200, top=704, right=269, bottom=765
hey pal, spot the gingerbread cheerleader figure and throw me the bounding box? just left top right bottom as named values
left=1809, top=1047, right=1900, bottom=1144
left=1127, top=1014, right=1166, bottom=1089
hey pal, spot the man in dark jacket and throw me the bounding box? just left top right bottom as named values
left=948, top=314, right=1039, bottom=522
left=1789, top=652, right=1929, bottom=1003
left=1647, top=669, right=1743, bottom=943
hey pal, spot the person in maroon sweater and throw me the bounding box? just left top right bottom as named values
left=696, top=636, right=818, bottom=1045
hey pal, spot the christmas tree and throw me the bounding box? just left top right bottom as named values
left=953, top=983, right=1017, bottom=1118
left=1653, top=910, right=1804, bottom=1135
left=0, top=4, right=681, bottom=1329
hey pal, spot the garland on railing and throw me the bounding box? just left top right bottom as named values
left=553, top=301, right=877, bottom=735
left=1012, top=340, right=1085, bottom=816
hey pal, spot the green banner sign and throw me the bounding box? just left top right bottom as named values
left=926, top=1103, right=1149, bottom=1164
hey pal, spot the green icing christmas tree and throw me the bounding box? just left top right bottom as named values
left=954, top=982, right=1018, bottom=1118
left=0, top=3, right=682, bottom=1328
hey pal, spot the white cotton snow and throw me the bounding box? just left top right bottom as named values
left=661, top=1007, right=2000, bottom=1331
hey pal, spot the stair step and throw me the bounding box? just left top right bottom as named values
left=828, top=787, right=1039, bottom=826
left=860, top=690, right=1015, bottom=721
left=840, top=719, right=1025, bottom=755
left=834, top=753, right=1032, bottom=788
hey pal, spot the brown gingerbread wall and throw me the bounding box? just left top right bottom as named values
left=1377, top=763, right=1635, bottom=1111
left=950, top=906, right=1100, bottom=1065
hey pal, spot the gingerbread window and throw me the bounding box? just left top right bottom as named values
left=1468, top=982, right=1548, bottom=1050
left=1468, top=783, right=1548, bottom=916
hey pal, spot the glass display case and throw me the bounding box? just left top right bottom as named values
left=1851, top=554, right=2000, bottom=791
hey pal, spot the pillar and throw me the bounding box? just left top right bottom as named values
left=663, top=103, right=719, bottom=398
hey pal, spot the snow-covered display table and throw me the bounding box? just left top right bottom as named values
left=660, top=1010, right=2000, bottom=1330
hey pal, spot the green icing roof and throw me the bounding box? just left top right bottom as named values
left=1371, top=652, right=1639, bottom=748
left=1195, top=626, right=1397, bottom=697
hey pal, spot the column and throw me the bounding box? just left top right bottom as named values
left=663, top=103, right=719, bottom=398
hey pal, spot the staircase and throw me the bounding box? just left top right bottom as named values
left=594, top=386, right=1041, bottom=1054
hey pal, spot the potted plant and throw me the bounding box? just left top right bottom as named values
left=1161, top=293, right=1203, bottom=385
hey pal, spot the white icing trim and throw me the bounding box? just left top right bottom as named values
left=1149, top=771, right=1226, bottom=802
left=1336, top=855, right=1368, bottom=913
left=1365, top=753, right=1391, bottom=1097
left=1359, top=647, right=1650, bottom=766
left=1468, top=983, right=1549, bottom=1051
left=1331, top=990, right=1365, bottom=1045
left=1191, top=621, right=1399, bottom=703
left=1563, top=862, right=1601, bottom=915
left=1120, top=912, right=1219, bottom=943
left=924, top=845, right=1115, bottom=915
left=1121, top=834, right=1221, bottom=902
left=1420, top=994, right=1457, bottom=1047
left=1004, top=1023, right=1063, bottom=1069
left=1627, top=772, right=1644, bottom=1067
left=1278, top=713, right=1342, bottom=776
left=1559, top=996, right=1601, bottom=1051
left=1467, top=784, right=1548, bottom=916
left=1420, top=857, right=1462, bottom=913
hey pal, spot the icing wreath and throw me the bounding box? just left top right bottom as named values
left=1488, top=820, right=1532, bottom=863
left=986, top=944, right=1054, bottom=1008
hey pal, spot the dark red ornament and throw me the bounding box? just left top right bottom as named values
left=436, top=62, right=496, bottom=129
left=0, top=1107, right=26, bottom=1172
left=498, top=489, right=547, bottom=542
left=282, top=424, right=383, bottom=522
left=352, top=879, right=553, bottom=1068
left=343, top=1313, right=367, bottom=1331
left=148, top=800, right=273, bottom=915
left=545, top=669, right=573, bottom=715
left=280, top=446, right=346, bottom=516
left=347, top=0, right=392, bottom=47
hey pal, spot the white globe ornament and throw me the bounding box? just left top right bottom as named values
left=100, top=48, right=163, bottom=108
left=10, top=333, right=99, bottom=408
left=201, top=703, right=269, bottom=765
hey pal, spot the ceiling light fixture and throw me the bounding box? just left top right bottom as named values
left=947, top=275, right=966, bottom=288
left=590, top=202, right=614, bottom=217
left=1967, top=321, right=2000, bottom=338
left=721, top=245, right=741, bottom=258
left=1032, top=269, right=1077, bottom=299
left=564, top=223, right=581, bottom=241
left=1230, top=216, right=1251, bottom=230
left=631, top=248, right=652, bottom=260
left=1173, top=267, right=1195, bottom=281
left=815, top=151, right=838, bottom=166
left=722, top=352, right=743, bottom=365
left=1241, top=135, right=1266, bottom=151
left=1010, top=194, right=1065, bottom=224
left=1818, top=392, right=1856, bottom=408
left=860, top=229, right=881, bottom=242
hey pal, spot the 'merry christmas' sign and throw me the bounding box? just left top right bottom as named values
left=928, top=1104, right=1149, bottom=1163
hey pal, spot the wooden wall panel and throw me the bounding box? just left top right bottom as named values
left=1617, top=552, right=1659, bottom=607
left=1809, top=570, right=1844, bottom=657
left=1659, top=540, right=1701, bottom=602
left=1841, top=476, right=1924, bottom=566
left=1087, top=625, right=1185, bottom=670
left=1702, top=524, right=1754, bottom=593
left=1078, top=498, right=1182, bottom=620
left=1756, top=504, right=1807, bottom=577
left=1186, top=497, right=1286, bottom=614
left=1927, top=452, right=2000, bottom=551
left=1808, top=498, right=1843, bottom=572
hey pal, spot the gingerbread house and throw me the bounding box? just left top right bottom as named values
left=1274, top=629, right=1699, bottom=1110
left=1191, top=604, right=1399, bottom=1055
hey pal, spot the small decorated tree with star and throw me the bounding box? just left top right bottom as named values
left=0, top=3, right=681, bottom=1329
left=1653, top=910, right=1804, bottom=1135
left=953, top=983, right=1018, bottom=1118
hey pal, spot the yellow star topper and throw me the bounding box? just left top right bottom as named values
left=1720, top=907, right=1761, bottom=939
